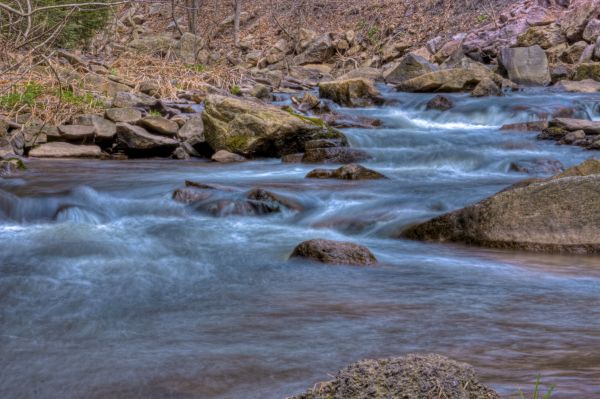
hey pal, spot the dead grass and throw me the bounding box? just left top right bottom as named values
left=111, top=52, right=243, bottom=98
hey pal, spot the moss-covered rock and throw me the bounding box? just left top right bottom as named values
left=202, top=95, right=346, bottom=157
left=573, top=62, right=600, bottom=81
left=517, top=24, right=566, bottom=49
left=289, top=353, right=498, bottom=399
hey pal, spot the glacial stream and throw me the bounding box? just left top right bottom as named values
left=1, top=87, right=600, bottom=398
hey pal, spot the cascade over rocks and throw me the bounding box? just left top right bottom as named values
left=289, top=239, right=377, bottom=266
left=289, top=354, right=498, bottom=399
left=403, top=160, right=600, bottom=254
left=201, top=95, right=347, bottom=157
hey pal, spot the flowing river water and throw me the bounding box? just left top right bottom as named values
left=1, top=87, right=600, bottom=398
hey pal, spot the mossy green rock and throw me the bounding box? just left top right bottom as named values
left=517, top=24, right=566, bottom=49
left=202, top=95, right=346, bottom=157
left=403, top=160, right=600, bottom=254
left=573, top=62, right=600, bottom=81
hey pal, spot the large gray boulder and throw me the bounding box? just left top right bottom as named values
left=201, top=95, right=346, bottom=157
left=289, top=354, right=499, bottom=399
left=383, top=53, right=438, bottom=84
left=403, top=160, right=600, bottom=254
left=500, top=45, right=551, bottom=86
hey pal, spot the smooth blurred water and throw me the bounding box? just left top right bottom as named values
left=1, top=88, right=600, bottom=398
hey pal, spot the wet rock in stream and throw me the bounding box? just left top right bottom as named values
left=290, top=239, right=377, bottom=266
left=173, top=182, right=303, bottom=217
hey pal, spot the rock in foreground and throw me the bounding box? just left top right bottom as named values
left=290, top=239, right=377, bottom=266
left=288, top=353, right=499, bottom=399
left=403, top=161, right=600, bottom=254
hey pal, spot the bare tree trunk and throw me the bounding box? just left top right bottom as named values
left=233, top=0, right=241, bottom=47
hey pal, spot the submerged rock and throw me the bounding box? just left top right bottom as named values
left=306, top=164, right=387, bottom=180
left=0, top=158, right=26, bottom=177
left=302, top=147, right=370, bottom=164
left=173, top=183, right=303, bottom=217
left=290, top=239, right=377, bottom=266
left=288, top=353, right=498, bottom=399
left=403, top=160, right=600, bottom=254
left=426, top=95, right=454, bottom=111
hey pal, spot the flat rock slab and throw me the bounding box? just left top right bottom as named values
left=58, top=125, right=96, bottom=140
left=139, top=116, right=179, bottom=136
left=105, top=108, right=142, bottom=123
left=29, top=142, right=102, bottom=158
